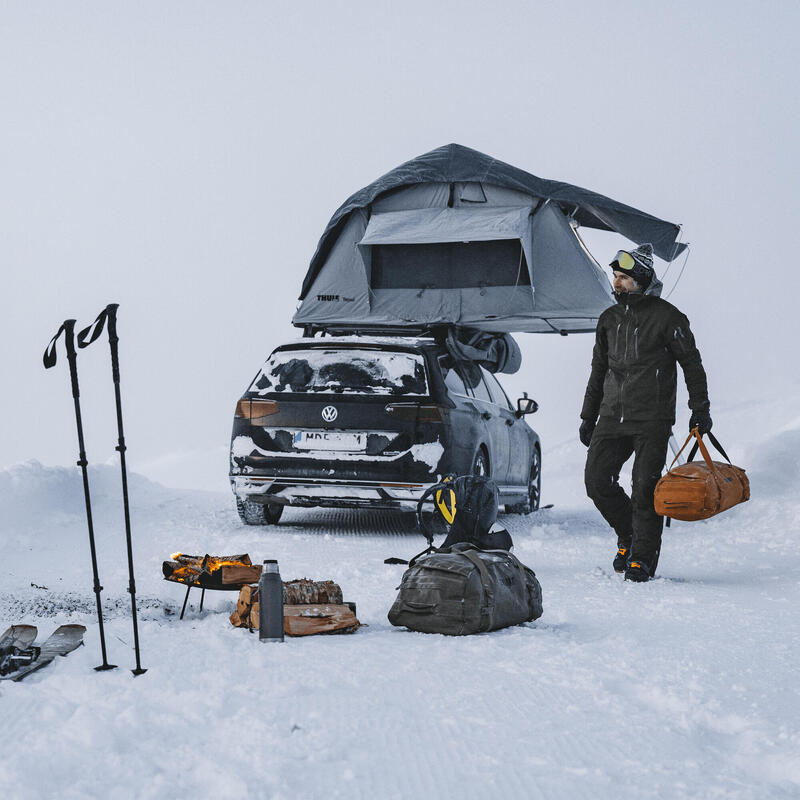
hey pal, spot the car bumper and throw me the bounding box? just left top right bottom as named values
left=230, top=474, right=436, bottom=510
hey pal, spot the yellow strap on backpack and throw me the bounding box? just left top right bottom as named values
left=435, top=487, right=457, bottom=524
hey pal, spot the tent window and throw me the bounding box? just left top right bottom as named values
left=459, top=182, right=487, bottom=203
left=370, top=240, right=529, bottom=290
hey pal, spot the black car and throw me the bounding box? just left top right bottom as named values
left=229, top=336, right=540, bottom=524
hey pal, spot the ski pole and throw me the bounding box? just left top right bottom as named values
left=78, top=304, right=146, bottom=676
left=43, top=321, right=117, bottom=672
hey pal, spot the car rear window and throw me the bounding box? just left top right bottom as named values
left=249, top=348, right=428, bottom=396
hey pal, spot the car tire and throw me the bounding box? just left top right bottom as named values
left=472, top=447, right=490, bottom=477
left=236, top=497, right=284, bottom=525
left=505, top=447, right=541, bottom=515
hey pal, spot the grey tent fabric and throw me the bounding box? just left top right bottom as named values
left=292, top=144, right=686, bottom=335
left=299, top=143, right=686, bottom=301
left=445, top=329, right=522, bottom=375
left=359, top=206, right=533, bottom=246
left=294, top=198, right=612, bottom=333
left=528, top=201, right=610, bottom=317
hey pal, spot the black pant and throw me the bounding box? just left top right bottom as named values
left=584, top=418, right=671, bottom=568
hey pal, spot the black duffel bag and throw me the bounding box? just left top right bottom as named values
left=388, top=543, right=543, bottom=636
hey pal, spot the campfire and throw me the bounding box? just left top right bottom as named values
left=162, top=553, right=262, bottom=587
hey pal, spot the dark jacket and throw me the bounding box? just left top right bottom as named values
left=581, top=284, right=709, bottom=424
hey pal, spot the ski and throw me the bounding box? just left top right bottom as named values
left=0, top=625, right=86, bottom=682
left=0, top=625, right=39, bottom=675
left=0, top=625, right=38, bottom=654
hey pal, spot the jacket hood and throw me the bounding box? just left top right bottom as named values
left=645, top=276, right=664, bottom=297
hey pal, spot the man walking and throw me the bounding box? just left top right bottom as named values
left=580, top=244, right=711, bottom=582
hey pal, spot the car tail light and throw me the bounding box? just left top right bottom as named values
left=235, top=399, right=279, bottom=422
left=384, top=403, right=445, bottom=422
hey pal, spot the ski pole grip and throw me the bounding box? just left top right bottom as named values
left=62, top=321, right=81, bottom=398
left=78, top=304, right=121, bottom=381
left=105, top=304, right=121, bottom=383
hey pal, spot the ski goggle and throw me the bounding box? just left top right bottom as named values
left=611, top=250, right=636, bottom=271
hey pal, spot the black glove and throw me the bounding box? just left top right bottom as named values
left=689, top=410, right=713, bottom=435
left=579, top=419, right=596, bottom=447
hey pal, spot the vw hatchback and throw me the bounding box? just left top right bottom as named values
left=229, top=337, right=540, bottom=524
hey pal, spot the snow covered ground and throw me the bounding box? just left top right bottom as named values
left=1, top=419, right=799, bottom=799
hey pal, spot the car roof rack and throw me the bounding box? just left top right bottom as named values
left=300, top=323, right=447, bottom=343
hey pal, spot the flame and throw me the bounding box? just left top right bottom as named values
left=170, top=552, right=183, bottom=560
left=166, top=554, right=257, bottom=584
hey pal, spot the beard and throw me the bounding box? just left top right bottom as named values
left=613, top=281, right=642, bottom=296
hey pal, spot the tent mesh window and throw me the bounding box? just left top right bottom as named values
left=370, top=240, right=530, bottom=290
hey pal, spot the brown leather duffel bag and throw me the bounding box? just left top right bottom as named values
left=654, top=429, right=750, bottom=521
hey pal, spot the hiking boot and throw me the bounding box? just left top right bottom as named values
left=613, top=547, right=629, bottom=573
left=625, top=560, right=651, bottom=582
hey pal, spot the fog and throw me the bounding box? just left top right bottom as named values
left=2, top=1, right=797, bottom=493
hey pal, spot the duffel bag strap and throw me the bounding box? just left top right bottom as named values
left=687, top=429, right=733, bottom=466
left=685, top=428, right=718, bottom=476
left=457, top=548, right=494, bottom=632
left=667, top=430, right=696, bottom=471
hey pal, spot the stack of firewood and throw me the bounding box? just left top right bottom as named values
left=230, top=579, right=360, bottom=636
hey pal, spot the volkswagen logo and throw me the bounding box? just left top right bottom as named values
left=321, top=405, right=338, bottom=422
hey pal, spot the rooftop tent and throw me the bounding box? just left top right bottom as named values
left=293, top=144, right=686, bottom=334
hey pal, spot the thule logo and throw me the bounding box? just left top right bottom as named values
left=317, top=294, right=340, bottom=302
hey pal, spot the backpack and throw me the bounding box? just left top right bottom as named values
left=388, top=543, right=543, bottom=635
left=420, top=474, right=513, bottom=552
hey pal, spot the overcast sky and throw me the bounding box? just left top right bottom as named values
left=2, top=1, right=798, bottom=492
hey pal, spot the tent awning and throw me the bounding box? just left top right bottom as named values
left=358, top=206, right=532, bottom=246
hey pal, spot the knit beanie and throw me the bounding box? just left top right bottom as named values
left=610, top=243, right=655, bottom=289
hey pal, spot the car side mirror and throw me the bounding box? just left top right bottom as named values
left=516, top=396, right=538, bottom=416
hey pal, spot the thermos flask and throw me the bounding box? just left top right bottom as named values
left=258, top=560, right=284, bottom=642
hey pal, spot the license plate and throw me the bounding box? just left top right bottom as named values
left=293, top=431, right=367, bottom=452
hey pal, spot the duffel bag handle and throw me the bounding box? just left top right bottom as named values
left=668, top=428, right=731, bottom=477
left=667, top=428, right=717, bottom=476
left=667, top=430, right=699, bottom=471
left=686, top=429, right=733, bottom=466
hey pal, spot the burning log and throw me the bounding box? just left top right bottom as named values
left=162, top=553, right=262, bottom=587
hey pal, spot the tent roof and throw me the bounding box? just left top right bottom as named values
left=300, top=143, right=686, bottom=300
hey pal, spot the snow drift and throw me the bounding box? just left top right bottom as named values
left=1, top=428, right=798, bottom=798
